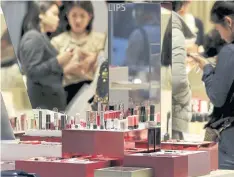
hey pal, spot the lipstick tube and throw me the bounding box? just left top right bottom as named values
left=106, top=119, right=112, bottom=130
left=114, top=119, right=120, bottom=130
left=127, top=116, right=134, bottom=129
left=134, top=115, right=139, bottom=129
left=39, top=110, right=43, bottom=130
left=86, top=111, right=91, bottom=129
left=54, top=112, right=58, bottom=130
left=93, top=111, right=98, bottom=129
left=20, top=114, right=26, bottom=131
left=140, top=106, right=146, bottom=122
left=120, top=119, right=128, bottom=131
left=46, top=114, right=51, bottom=130
left=150, top=105, right=155, bottom=121
left=61, top=115, right=66, bottom=130
left=100, top=111, right=105, bottom=129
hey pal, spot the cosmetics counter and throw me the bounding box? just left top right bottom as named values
left=2, top=103, right=233, bottom=177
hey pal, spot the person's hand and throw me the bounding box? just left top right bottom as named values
left=188, top=53, right=209, bottom=70
left=57, top=49, right=74, bottom=66
left=186, top=57, right=197, bottom=73
left=77, top=49, right=98, bottom=72
left=63, top=61, right=93, bottom=80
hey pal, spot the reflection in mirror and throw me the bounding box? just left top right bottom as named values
left=109, top=2, right=161, bottom=144
left=1, top=12, right=33, bottom=135
left=160, top=3, right=172, bottom=141
left=3, top=1, right=108, bottom=118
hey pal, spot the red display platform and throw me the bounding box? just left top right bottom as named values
left=124, top=153, right=188, bottom=177
left=15, top=158, right=110, bottom=177
left=62, top=129, right=148, bottom=158
left=20, top=135, right=61, bottom=142
left=161, top=141, right=218, bottom=171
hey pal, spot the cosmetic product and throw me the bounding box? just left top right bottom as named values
left=39, top=110, right=43, bottom=130
left=75, top=113, right=80, bottom=124
left=150, top=105, right=155, bottom=121
left=86, top=111, right=91, bottom=129
left=106, top=119, right=112, bottom=130
left=120, top=119, right=128, bottom=131
left=134, top=116, right=139, bottom=129
left=119, top=102, right=124, bottom=115
left=109, top=105, right=114, bottom=111
left=54, top=112, right=59, bottom=130
left=93, top=111, right=98, bottom=129
left=66, top=116, right=71, bottom=129
left=140, top=106, right=146, bottom=122
left=128, top=116, right=134, bottom=129
left=165, top=112, right=170, bottom=141
left=100, top=111, right=105, bottom=129
left=114, top=119, right=120, bottom=130
left=16, top=117, right=20, bottom=131
left=61, top=115, right=66, bottom=130
left=20, top=114, right=26, bottom=131
left=46, top=114, right=51, bottom=129
left=31, top=119, right=35, bottom=129
left=114, top=104, right=118, bottom=111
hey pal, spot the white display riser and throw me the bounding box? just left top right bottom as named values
left=1, top=141, right=61, bottom=161
left=24, top=129, right=61, bottom=137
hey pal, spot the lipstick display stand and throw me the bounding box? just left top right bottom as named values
left=62, top=129, right=148, bottom=158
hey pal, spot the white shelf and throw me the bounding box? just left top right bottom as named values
left=110, top=81, right=160, bottom=90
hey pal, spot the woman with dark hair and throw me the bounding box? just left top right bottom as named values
left=203, top=28, right=226, bottom=58
left=19, top=1, right=74, bottom=111
left=190, top=1, right=234, bottom=169
left=51, top=1, right=105, bottom=105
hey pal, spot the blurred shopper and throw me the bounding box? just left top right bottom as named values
left=177, top=0, right=204, bottom=50
left=124, top=3, right=161, bottom=77
left=19, top=1, right=74, bottom=111
left=171, top=2, right=195, bottom=140
left=203, top=28, right=226, bottom=58
left=190, top=1, right=234, bottom=169
left=51, top=1, right=105, bottom=105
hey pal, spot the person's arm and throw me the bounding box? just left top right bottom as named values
left=172, top=27, right=190, bottom=103
left=51, top=35, right=61, bottom=52
left=20, top=33, right=63, bottom=79
left=202, top=46, right=234, bottom=107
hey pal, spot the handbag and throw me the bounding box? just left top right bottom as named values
left=204, top=116, right=234, bottom=142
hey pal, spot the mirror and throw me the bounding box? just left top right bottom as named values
left=2, top=1, right=108, bottom=116
left=109, top=3, right=161, bottom=114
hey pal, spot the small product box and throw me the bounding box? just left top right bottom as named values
left=161, top=141, right=218, bottom=171
left=95, top=167, right=153, bottom=177
left=124, top=152, right=188, bottom=177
